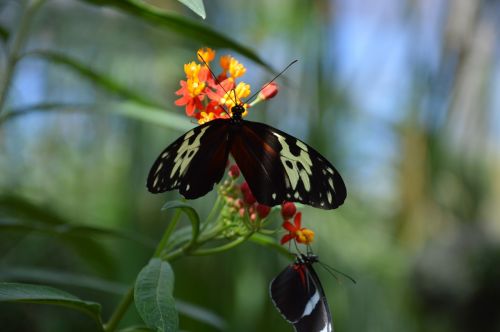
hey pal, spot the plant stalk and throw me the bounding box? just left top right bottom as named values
left=0, top=0, right=46, bottom=114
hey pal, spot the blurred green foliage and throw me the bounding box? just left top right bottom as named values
left=0, top=0, right=499, bottom=331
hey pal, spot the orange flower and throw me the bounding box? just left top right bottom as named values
left=280, top=212, right=315, bottom=245
left=206, top=78, right=235, bottom=105
left=175, top=80, right=204, bottom=116
left=220, top=55, right=231, bottom=72
left=195, top=101, right=227, bottom=124
left=197, top=47, right=215, bottom=63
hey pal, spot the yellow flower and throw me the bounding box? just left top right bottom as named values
left=222, top=82, right=251, bottom=110
left=184, top=61, right=201, bottom=79
left=197, top=47, right=215, bottom=63
left=229, top=57, right=246, bottom=78
left=187, top=78, right=205, bottom=97
left=197, top=111, right=216, bottom=124
left=296, top=229, right=315, bottom=245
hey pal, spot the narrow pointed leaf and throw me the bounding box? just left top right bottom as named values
left=22, top=50, right=161, bottom=108
left=177, top=0, right=206, bottom=19
left=0, top=282, right=102, bottom=326
left=78, top=0, right=273, bottom=71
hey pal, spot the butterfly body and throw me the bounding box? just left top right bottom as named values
left=147, top=105, right=346, bottom=209
left=270, top=254, right=333, bottom=332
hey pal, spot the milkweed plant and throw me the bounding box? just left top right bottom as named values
left=126, top=48, right=318, bottom=332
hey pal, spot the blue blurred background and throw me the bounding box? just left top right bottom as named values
left=1, top=0, right=499, bottom=331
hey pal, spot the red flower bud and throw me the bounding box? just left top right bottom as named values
left=244, top=191, right=256, bottom=205
left=240, top=181, right=250, bottom=194
left=256, top=204, right=271, bottom=219
left=281, top=201, right=296, bottom=219
left=228, top=164, right=240, bottom=178
left=259, top=82, right=279, bottom=100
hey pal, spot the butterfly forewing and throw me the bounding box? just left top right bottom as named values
left=147, top=119, right=231, bottom=199
left=270, top=257, right=333, bottom=332
left=231, top=121, right=346, bottom=209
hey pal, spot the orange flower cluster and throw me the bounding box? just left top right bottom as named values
left=175, top=47, right=253, bottom=124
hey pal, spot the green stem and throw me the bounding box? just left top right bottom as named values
left=191, top=233, right=253, bottom=256
left=0, top=0, right=46, bottom=114
left=249, top=233, right=294, bottom=259
left=202, top=195, right=222, bottom=230
left=103, top=287, right=134, bottom=332
left=153, top=209, right=182, bottom=257
left=104, top=209, right=182, bottom=331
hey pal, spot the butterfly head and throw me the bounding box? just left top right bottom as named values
left=231, top=104, right=245, bottom=122
left=298, top=253, right=319, bottom=265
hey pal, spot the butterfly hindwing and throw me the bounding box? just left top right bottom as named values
left=270, top=264, right=316, bottom=323
left=147, top=119, right=231, bottom=199
left=293, top=265, right=333, bottom=332
left=231, top=121, right=346, bottom=209
left=270, top=256, right=333, bottom=332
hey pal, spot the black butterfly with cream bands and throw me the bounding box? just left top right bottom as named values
left=146, top=102, right=346, bottom=209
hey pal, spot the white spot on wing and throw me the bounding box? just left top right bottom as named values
left=319, top=322, right=332, bottom=332
left=155, top=163, right=163, bottom=174
left=302, top=290, right=320, bottom=316
left=272, top=193, right=277, bottom=200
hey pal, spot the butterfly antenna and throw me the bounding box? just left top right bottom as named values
left=245, top=59, right=298, bottom=104
left=233, top=89, right=239, bottom=105
left=197, top=53, right=237, bottom=115
left=318, top=261, right=357, bottom=284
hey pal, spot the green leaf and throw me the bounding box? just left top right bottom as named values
left=161, top=201, right=200, bottom=247
left=21, top=50, right=162, bottom=108
left=0, top=102, right=193, bottom=133
left=0, top=193, right=155, bottom=248
left=78, top=0, right=273, bottom=71
left=0, top=282, right=103, bottom=326
left=135, top=258, right=178, bottom=332
left=0, top=266, right=128, bottom=295
left=115, top=102, right=193, bottom=132
left=0, top=194, right=69, bottom=226
left=177, top=0, right=206, bottom=19
left=176, top=299, right=226, bottom=331
left=119, top=326, right=154, bottom=332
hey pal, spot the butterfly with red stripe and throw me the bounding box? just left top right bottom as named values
left=270, top=254, right=333, bottom=332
